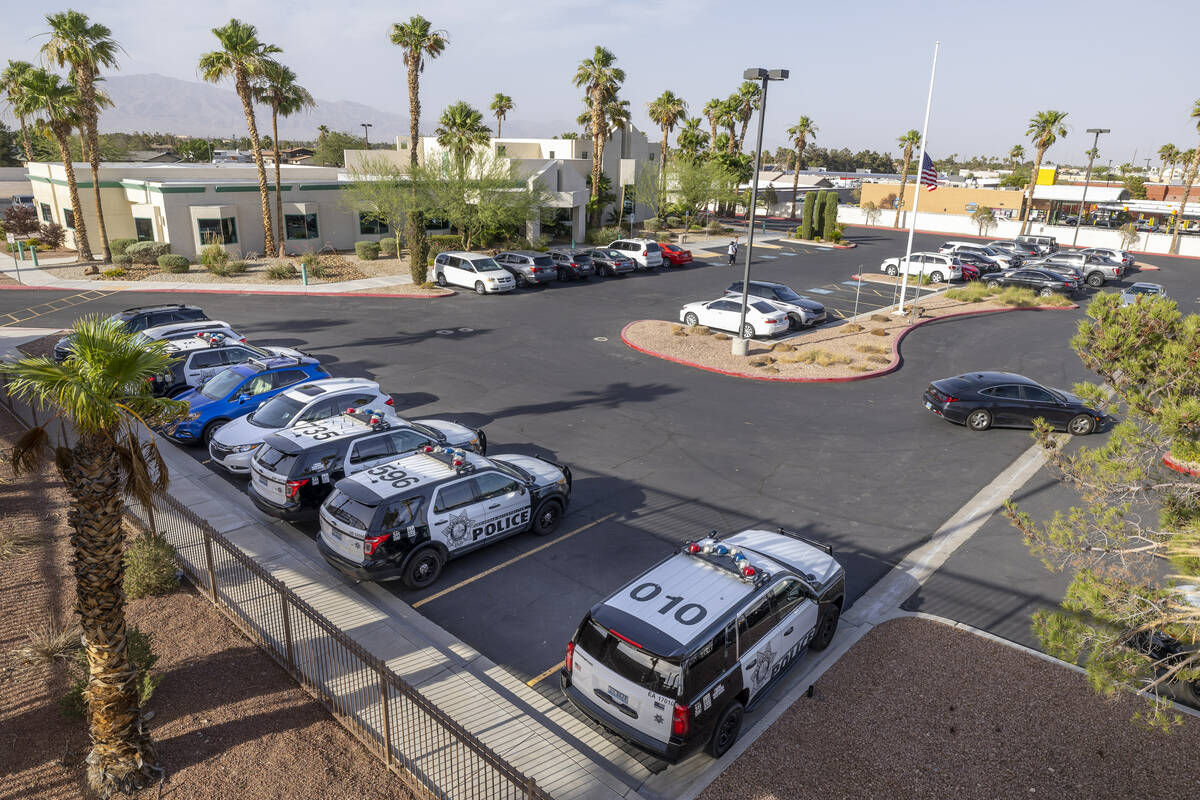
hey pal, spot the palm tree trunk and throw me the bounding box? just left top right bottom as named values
left=726, top=125, right=737, bottom=155
left=893, top=151, right=912, bottom=229
left=234, top=72, right=275, bottom=257
left=272, top=105, right=284, bottom=257
left=790, top=144, right=801, bottom=219
left=496, top=116, right=502, bottom=138
left=53, top=126, right=92, bottom=262
left=1169, top=147, right=1200, bottom=255
left=707, top=115, right=717, bottom=145
left=737, top=120, right=749, bottom=153
left=18, top=115, right=32, bottom=163
left=1020, top=147, right=1046, bottom=235
left=659, top=126, right=668, bottom=209
left=79, top=74, right=112, bottom=264
left=405, top=58, right=427, bottom=271
left=62, top=434, right=161, bottom=796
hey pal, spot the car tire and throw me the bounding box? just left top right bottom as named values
left=683, top=312, right=699, bottom=327
left=402, top=547, right=444, bottom=590
left=557, top=267, right=568, bottom=282
left=929, top=271, right=945, bottom=283
left=436, top=272, right=448, bottom=287
left=986, top=279, right=1000, bottom=288
left=531, top=498, right=564, bottom=536
left=741, top=323, right=756, bottom=339
left=1086, top=272, right=1104, bottom=288
left=966, top=409, right=992, bottom=432
left=475, top=281, right=486, bottom=295
left=810, top=603, right=841, bottom=651
left=515, top=274, right=528, bottom=289
left=707, top=701, right=744, bottom=758
left=203, top=418, right=230, bottom=445
left=1039, top=287, right=1054, bottom=297
left=1068, top=414, right=1096, bottom=436
left=787, top=312, right=803, bottom=331
left=885, top=265, right=898, bottom=276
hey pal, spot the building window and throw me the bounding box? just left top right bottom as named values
left=358, top=213, right=388, bottom=235
left=63, top=208, right=75, bottom=229
left=197, top=217, right=237, bottom=245
left=548, top=150, right=555, bottom=159
left=496, top=144, right=506, bottom=156
left=40, top=203, right=52, bottom=223
left=580, top=151, right=588, bottom=159
left=284, top=212, right=319, bottom=240
left=134, top=218, right=154, bottom=242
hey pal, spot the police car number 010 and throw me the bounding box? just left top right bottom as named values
left=365, top=463, right=420, bottom=489
left=628, top=582, right=707, bottom=626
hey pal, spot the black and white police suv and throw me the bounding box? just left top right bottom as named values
left=562, top=529, right=845, bottom=761
left=247, top=411, right=486, bottom=520
left=316, top=445, right=571, bottom=588
left=151, top=333, right=303, bottom=397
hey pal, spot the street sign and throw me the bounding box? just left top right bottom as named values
left=5, top=233, right=14, bottom=244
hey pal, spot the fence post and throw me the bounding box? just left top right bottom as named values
left=202, top=533, right=218, bottom=604
left=280, top=592, right=294, bottom=673
left=526, top=775, right=538, bottom=798
left=379, top=671, right=393, bottom=767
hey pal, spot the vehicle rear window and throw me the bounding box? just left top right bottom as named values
left=573, top=253, right=592, bottom=263
left=325, top=491, right=377, bottom=530
left=255, top=445, right=298, bottom=474
left=533, top=256, right=553, bottom=266
left=750, top=301, right=777, bottom=314
left=576, top=618, right=681, bottom=699
left=645, top=243, right=661, bottom=252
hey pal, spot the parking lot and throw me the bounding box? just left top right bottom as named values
left=4, top=225, right=1195, bottom=769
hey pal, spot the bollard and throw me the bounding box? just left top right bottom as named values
left=301, top=264, right=308, bottom=286
left=30, top=245, right=38, bottom=267
left=16, top=240, right=24, bottom=260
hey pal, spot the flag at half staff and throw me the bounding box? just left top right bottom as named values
left=920, top=152, right=939, bottom=191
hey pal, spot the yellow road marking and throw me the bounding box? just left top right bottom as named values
left=0, top=289, right=113, bottom=327
left=833, top=309, right=846, bottom=319
left=527, top=660, right=565, bottom=687
left=412, top=512, right=617, bottom=609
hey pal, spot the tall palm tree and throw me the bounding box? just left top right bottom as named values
left=1, top=60, right=35, bottom=162
left=702, top=98, right=722, bottom=144
left=893, top=129, right=921, bottom=228
left=252, top=61, right=314, bottom=253
left=732, top=81, right=761, bottom=153
left=1158, top=143, right=1179, bottom=183
left=1009, top=144, right=1024, bottom=169
left=786, top=116, right=817, bottom=218
left=42, top=11, right=119, bottom=266
left=647, top=90, right=687, bottom=190
left=198, top=19, right=281, bottom=255
left=16, top=68, right=91, bottom=260
left=676, top=117, right=708, bottom=161
left=1019, top=109, right=1069, bottom=235
left=490, top=92, right=513, bottom=138
left=1, top=317, right=186, bottom=796
left=573, top=46, right=625, bottom=219
left=435, top=101, right=491, bottom=175
left=718, top=97, right=739, bottom=154
left=389, top=15, right=447, bottom=270
left=1169, top=100, right=1200, bottom=255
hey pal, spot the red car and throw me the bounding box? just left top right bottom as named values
left=658, top=242, right=693, bottom=267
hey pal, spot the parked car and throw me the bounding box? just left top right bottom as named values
left=954, top=251, right=1001, bottom=275
left=1133, top=219, right=1159, bottom=232
left=658, top=242, right=694, bottom=267
left=923, top=371, right=1106, bottom=435
left=680, top=297, right=789, bottom=339
left=151, top=337, right=303, bottom=398
left=53, top=303, right=209, bottom=361
left=1031, top=252, right=1122, bottom=287
left=984, top=268, right=1081, bottom=296
left=136, top=320, right=244, bottom=344
left=609, top=238, right=664, bottom=270
left=1013, top=234, right=1057, bottom=253
left=879, top=252, right=962, bottom=283
left=548, top=248, right=595, bottom=281
left=939, top=241, right=1022, bottom=268
left=494, top=250, right=557, bottom=288
left=1080, top=247, right=1134, bottom=269
left=988, top=239, right=1041, bottom=257
left=433, top=252, right=516, bottom=294
left=585, top=248, right=636, bottom=277
left=1092, top=218, right=1120, bottom=229
left=1120, top=282, right=1166, bottom=306
left=208, top=377, right=396, bottom=474
left=164, top=355, right=330, bottom=445
left=724, top=280, right=826, bottom=329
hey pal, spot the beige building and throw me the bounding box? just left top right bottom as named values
left=859, top=181, right=1028, bottom=218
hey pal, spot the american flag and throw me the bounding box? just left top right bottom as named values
left=920, top=152, right=939, bottom=191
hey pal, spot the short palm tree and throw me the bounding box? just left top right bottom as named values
left=732, top=81, right=761, bottom=153
left=676, top=117, right=709, bottom=161
left=1169, top=100, right=1200, bottom=255
left=1, top=60, right=35, bottom=162
left=198, top=19, right=282, bottom=255
left=786, top=116, right=817, bottom=218
left=1158, top=143, right=1178, bottom=183
left=15, top=68, right=91, bottom=260
left=252, top=61, right=314, bottom=252
left=1, top=317, right=187, bottom=797
left=1009, top=144, right=1024, bottom=169
left=1019, top=109, right=1069, bottom=235
left=647, top=90, right=687, bottom=191
left=573, top=46, right=625, bottom=216
left=893, top=129, right=921, bottom=228
left=435, top=101, right=491, bottom=176
left=490, top=92, right=513, bottom=138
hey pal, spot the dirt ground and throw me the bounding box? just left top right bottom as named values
left=701, top=616, right=1200, bottom=800
left=0, top=407, right=412, bottom=800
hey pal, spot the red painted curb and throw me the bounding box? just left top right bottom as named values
left=789, top=239, right=857, bottom=249
left=620, top=302, right=1078, bottom=383
left=1163, top=452, right=1200, bottom=477
left=0, top=283, right=455, bottom=299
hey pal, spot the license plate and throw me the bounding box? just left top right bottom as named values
left=607, top=686, right=628, bottom=705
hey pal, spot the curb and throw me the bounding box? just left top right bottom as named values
left=1163, top=452, right=1200, bottom=477
left=0, top=283, right=455, bottom=299
left=620, top=302, right=1078, bottom=384
left=788, top=238, right=857, bottom=249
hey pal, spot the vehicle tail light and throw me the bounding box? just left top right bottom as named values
left=764, top=318, right=781, bottom=324
left=285, top=478, right=310, bottom=498
left=672, top=704, right=690, bottom=736
left=384, top=397, right=394, bottom=406
left=565, top=641, right=575, bottom=672
left=642, top=250, right=649, bottom=256
left=943, top=395, right=959, bottom=403
left=569, top=262, right=577, bottom=267
left=364, top=533, right=389, bottom=556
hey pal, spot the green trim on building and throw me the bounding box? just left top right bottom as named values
left=155, top=186, right=207, bottom=194
left=214, top=185, right=291, bottom=193
left=297, top=184, right=345, bottom=191
left=29, top=174, right=123, bottom=189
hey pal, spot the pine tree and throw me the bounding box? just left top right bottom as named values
left=800, top=190, right=816, bottom=239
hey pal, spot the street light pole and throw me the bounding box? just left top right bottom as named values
left=1073, top=128, right=1109, bottom=247
left=361, top=123, right=373, bottom=148
left=733, top=68, right=788, bottom=357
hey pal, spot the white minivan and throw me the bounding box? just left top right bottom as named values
left=433, top=252, right=516, bottom=294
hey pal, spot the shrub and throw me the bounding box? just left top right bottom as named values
left=12, top=620, right=80, bottom=667
left=713, top=333, right=731, bottom=341
left=869, top=314, right=891, bottom=322
left=426, top=234, right=463, bottom=257
left=642, top=219, right=660, bottom=232
left=586, top=226, right=622, bottom=245
left=267, top=261, right=298, bottom=280
left=300, top=251, right=319, bottom=269
left=666, top=215, right=682, bottom=228
left=125, top=241, right=170, bottom=265
left=866, top=354, right=890, bottom=364
left=379, top=237, right=398, bottom=257
left=306, top=262, right=328, bottom=279
left=843, top=323, right=864, bottom=332
left=869, top=328, right=889, bottom=336
left=108, top=237, right=137, bottom=256
left=38, top=223, right=66, bottom=249
left=227, top=260, right=247, bottom=274
left=101, top=267, right=126, bottom=277
left=355, top=241, right=380, bottom=261
left=112, top=254, right=132, bottom=267
left=822, top=192, right=838, bottom=240
left=800, top=192, right=817, bottom=239
left=200, top=243, right=228, bottom=270
left=410, top=256, right=428, bottom=285
left=855, top=343, right=887, bottom=354
left=828, top=227, right=844, bottom=244
left=706, top=221, right=721, bottom=234
left=123, top=533, right=179, bottom=599
left=7, top=237, right=41, bottom=252
left=0, top=527, right=38, bottom=561
left=61, top=628, right=161, bottom=718
left=157, top=254, right=190, bottom=273
left=815, top=351, right=852, bottom=367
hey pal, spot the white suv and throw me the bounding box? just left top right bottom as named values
left=433, top=252, right=516, bottom=294
left=879, top=252, right=962, bottom=283
left=608, top=238, right=663, bottom=270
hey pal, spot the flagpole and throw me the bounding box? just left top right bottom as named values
left=896, top=41, right=940, bottom=315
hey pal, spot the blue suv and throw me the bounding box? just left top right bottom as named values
left=166, top=355, right=330, bottom=445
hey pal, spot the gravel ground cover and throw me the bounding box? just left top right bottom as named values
left=30, top=251, right=401, bottom=286
left=700, top=616, right=1200, bottom=800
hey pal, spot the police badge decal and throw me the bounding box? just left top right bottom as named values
left=446, top=511, right=473, bottom=547
left=750, top=643, right=775, bottom=691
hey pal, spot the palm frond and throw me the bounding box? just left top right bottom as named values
left=11, top=425, right=50, bottom=475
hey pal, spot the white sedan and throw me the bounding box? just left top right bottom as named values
left=679, top=297, right=789, bottom=339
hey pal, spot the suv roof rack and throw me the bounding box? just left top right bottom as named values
left=121, top=303, right=191, bottom=313
left=681, top=534, right=771, bottom=586
left=775, top=526, right=834, bottom=556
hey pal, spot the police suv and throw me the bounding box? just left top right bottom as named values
left=316, top=446, right=571, bottom=588
left=562, top=529, right=845, bottom=761
left=247, top=411, right=486, bottom=520
left=151, top=333, right=303, bottom=397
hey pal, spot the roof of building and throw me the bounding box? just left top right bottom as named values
left=1032, top=185, right=1129, bottom=202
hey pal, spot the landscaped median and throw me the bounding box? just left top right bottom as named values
left=621, top=285, right=1076, bottom=382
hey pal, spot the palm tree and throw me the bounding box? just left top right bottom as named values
left=647, top=90, right=687, bottom=191
left=252, top=61, right=314, bottom=253
left=676, top=117, right=709, bottom=161
left=732, top=81, right=761, bottom=153
left=1019, top=109, right=1069, bottom=235
left=702, top=98, right=722, bottom=144
left=1168, top=100, right=1200, bottom=255
left=786, top=116, right=817, bottom=218
left=1158, top=143, right=1179, bottom=183
left=893, top=129, right=921, bottom=228
left=573, top=46, right=625, bottom=218
left=718, top=97, right=739, bottom=154
left=490, top=93, right=513, bottom=138
left=42, top=11, right=119, bottom=266
left=1, top=317, right=187, bottom=796
left=1, top=60, right=35, bottom=162
left=1008, top=144, right=1024, bottom=171
left=435, top=101, right=491, bottom=175
left=16, top=68, right=92, bottom=260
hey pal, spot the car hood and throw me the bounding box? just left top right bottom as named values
left=182, top=389, right=223, bottom=414
left=490, top=454, right=565, bottom=488
left=787, top=296, right=825, bottom=311
left=412, top=418, right=477, bottom=446
left=212, top=414, right=273, bottom=447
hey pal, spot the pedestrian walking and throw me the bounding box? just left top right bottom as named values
left=727, top=237, right=739, bottom=266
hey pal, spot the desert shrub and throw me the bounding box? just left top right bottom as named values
left=101, top=267, right=126, bottom=277
left=307, top=262, right=328, bottom=279
left=855, top=343, right=887, bottom=354
left=666, top=215, right=682, bottom=228
left=12, top=620, right=80, bottom=667
left=123, top=533, right=179, bottom=599
left=267, top=261, right=298, bottom=280
left=108, top=237, right=137, bottom=256
left=828, top=227, right=843, bottom=244
left=157, top=254, right=190, bottom=273
left=849, top=364, right=874, bottom=372
left=772, top=343, right=796, bottom=353
left=112, top=254, right=132, bottom=267
left=38, top=223, right=66, bottom=249
left=7, top=238, right=41, bottom=252
left=199, top=243, right=228, bottom=269
left=946, top=284, right=994, bottom=303
left=300, top=251, right=319, bottom=269
left=208, top=259, right=247, bottom=277
left=843, top=323, right=864, bottom=332
left=0, top=527, right=39, bottom=561
left=587, top=226, right=622, bottom=245
left=763, top=366, right=780, bottom=374
left=869, top=314, right=891, bottom=322
left=869, top=328, right=889, bottom=336
left=713, top=333, right=731, bottom=340
left=379, top=237, right=398, bottom=257
left=815, top=351, right=852, bottom=367
left=227, top=260, right=247, bottom=274
left=866, top=353, right=890, bottom=364
left=427, top=234, right=464, bottom=256
left=642, top=219, right=660, bottom=232
left=61, top=628, right=161, bottom=718
left=355, top=241, right=380, bottom=261
left=125, top=241, right=170, bottom=265
left=707, top=221, right=721, bottom=234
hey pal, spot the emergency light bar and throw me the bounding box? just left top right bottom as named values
left=682, top=536, right=770, bottom=584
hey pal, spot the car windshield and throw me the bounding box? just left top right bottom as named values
left=325, top=491, right=377, bottom=530
left=1128, top=285, right=1161, bottom=295
left=472, top=258, right=503, bottom=272
left=494, top=460, right=532, bottom=482
left=248, top=394, right=306, bottom=428
left=199, top=368, right=245, bottom=400
left=576, top=618, right=681, bottom=698
left=604, top=249, right=623, bottom=258
left=772, top=286, right=803, bottom=302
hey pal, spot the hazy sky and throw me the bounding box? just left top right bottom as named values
left=4, top=0, right=1199, bottom=165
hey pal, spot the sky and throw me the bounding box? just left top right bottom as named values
left=3, top=0, right=1199, bottom=166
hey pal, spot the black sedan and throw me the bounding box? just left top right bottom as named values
left=585, top=248, right=636, bottom=277
left=984, top=268, right=1081, bottom=296
left=923, top=372, right=1105, bottom=435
